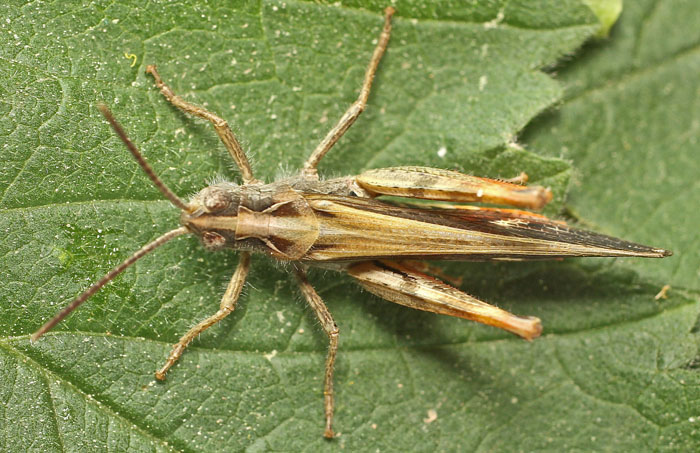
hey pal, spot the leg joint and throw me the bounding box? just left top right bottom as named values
left=352, top=100, right=366, bottom=113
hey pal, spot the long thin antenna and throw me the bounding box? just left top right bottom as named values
left=31, top=226, right=190, bottom=342
left=97, top=103, right=191, bottom=211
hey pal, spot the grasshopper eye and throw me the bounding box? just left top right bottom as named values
left=202, top=186, right=233, bottom=213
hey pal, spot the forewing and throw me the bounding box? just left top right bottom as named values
left=302, top=195, right=670, bottom=262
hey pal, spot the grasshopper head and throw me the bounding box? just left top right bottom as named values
left=181, top=183, right=242, bottom=251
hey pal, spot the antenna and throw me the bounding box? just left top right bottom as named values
left=97, top=103, right=190, bottom=211
left=31, top=226, right=189, bottom=341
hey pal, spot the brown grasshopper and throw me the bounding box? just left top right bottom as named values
left=32, top=7, right=671, bottom=438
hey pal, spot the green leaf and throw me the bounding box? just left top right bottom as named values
left=2, top=1, right=696, bottom=451
left=520, top=0, right=700, bottom=448
left=522, top=0, right=700, bottom=292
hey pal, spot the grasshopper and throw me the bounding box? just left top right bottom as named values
left=32, top=7, right=671, bottom=438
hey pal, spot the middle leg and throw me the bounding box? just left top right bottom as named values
left=293, top=265, right=339, bottom=439
left=303, top=7, right=395, bottom=176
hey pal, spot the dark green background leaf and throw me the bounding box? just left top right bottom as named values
left=1, top=0, right=697, bottom=451
left=523, top=0, right=700, bottom=292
